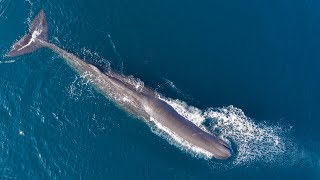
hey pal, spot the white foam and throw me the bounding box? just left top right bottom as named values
left=106, top=33, right=120, bottom=58
left=106, top=32, right=123, bottom=70
left=0, top=60, right=15, bottom=64
left=162, top=78, right=182, bottom=93
left=25, top=0, right=34, bottom=26
left=25, top=0, right=33, bottom=6
left=122, top=75, right=145, bottom=92
left=19, top=130, right=24, bottom=136
left=205, top=106, right=287, bottom=164
left=52, top=112, right=59, bottom=120
left=160, top=97, right=288, bottom=165
left=0, top=0, right=10, bottom=18
left=67, top=76, right=82, bottom=100
left=80, top=47, right=110, bottom=70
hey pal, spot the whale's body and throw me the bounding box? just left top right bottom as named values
left=7, top=10, right=232, bottom=159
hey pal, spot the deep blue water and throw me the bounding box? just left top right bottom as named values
left=0, top=0, right=320, bottom=179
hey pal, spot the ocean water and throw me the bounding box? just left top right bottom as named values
left=0, top=0, right=319, bottom=179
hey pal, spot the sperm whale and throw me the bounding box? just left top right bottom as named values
left=7, top=10, right=232, bottom=159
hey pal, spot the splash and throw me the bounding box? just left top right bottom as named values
left=104, top=32, right=124, bottom=71
left=0, top=60, right=15, bottom=64
left=106, top=32, right=122, bottom=62
left=66, top=74, right=95, bottom=101
left=162, top=78, right=180, bottom=92
left=205, top=106, right=287, bottom=165
left=161, top=97, right=288, bottom=165
left=25, top=0, right=33, bottom=6
left=25, top=0, right=34, bottom=25
left=118, top=75, right=145, bottom=92
left=0, top=0, right=10, bottom=18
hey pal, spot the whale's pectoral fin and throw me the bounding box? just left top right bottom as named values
left=7, top=9, right=48, bottom=57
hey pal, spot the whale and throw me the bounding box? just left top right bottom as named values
left=7, top=10, right=232, bottom=159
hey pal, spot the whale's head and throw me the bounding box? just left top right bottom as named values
left=210, top=138, right=233, bottom=160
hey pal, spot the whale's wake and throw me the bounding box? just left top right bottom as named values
left=205, top=106, right=288, bottom=165
left=161, top=98, right=289, bottom=165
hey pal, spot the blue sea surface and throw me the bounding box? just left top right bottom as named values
left=0, top=0, right=319, bottom=179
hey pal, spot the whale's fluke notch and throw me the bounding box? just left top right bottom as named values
left=7, top=10, right=48, bottom=57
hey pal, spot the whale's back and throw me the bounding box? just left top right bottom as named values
left=143, top=95, right=232, bottom=159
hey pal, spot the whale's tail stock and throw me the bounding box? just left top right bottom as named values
left=7, top=10, right=48, bottom=57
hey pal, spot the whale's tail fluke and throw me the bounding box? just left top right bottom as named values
left=7, top=10, right=48, bottom=57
